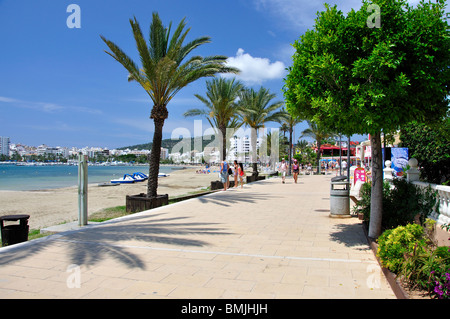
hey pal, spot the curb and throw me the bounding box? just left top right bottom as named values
left=361, top=222, right=409, bottom=299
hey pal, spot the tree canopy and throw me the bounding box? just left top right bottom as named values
left=101, top=12, right=239, bottom=197
left=283, top=0, right=450, bottom=238
left=283, top=0, right=450, bottom=136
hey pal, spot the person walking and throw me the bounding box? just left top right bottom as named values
left=220, top=159, right=228, bottom=191
left=233, top=160, right=239, bottom=188
left=279, top=158, right=288, bottom=184
left=237, top=162, right=245, bottom=188
left=292, top=159, right=299, bottom=183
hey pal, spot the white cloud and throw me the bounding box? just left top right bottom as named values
left=223, top=48, right=286, bottom=85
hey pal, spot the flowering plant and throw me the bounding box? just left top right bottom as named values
left=430, top=270, right=450, bottom=299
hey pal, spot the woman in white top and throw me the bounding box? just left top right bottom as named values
left=279, top=158, right=288, bottom=184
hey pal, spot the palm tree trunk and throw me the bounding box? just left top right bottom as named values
left=288, top=128, right=293, bottom=176
left=220, top=126, right=226, bottom=162
left=316, top=140, right=321, bottom=174
left=251, top=127, right=258, bottom=177
left=147, top=105, right=167, bottom=198
left=368, top=131, right=383, bottom=239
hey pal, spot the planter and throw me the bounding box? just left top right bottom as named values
left=126, top=193, right=168, bottom=213
left=246, top=175, right=256, bottom=183
left=246, top=175, right=266, bottom=183
left=211, top=180, right=235, bottom=190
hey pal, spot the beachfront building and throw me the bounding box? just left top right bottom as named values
left=228, top=135, right=263, bottom=164
left=160, top=147, right=169, bottom=160
left=0, top=136, right=10, bottom=156
left=36, top=144, right=71, bottom=158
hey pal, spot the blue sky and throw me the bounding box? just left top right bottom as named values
left=0, top=0, right=420, bottom=149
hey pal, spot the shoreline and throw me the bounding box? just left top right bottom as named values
left=0, top=166, right=219, bottom=231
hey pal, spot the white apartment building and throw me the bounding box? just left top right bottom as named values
left=0, top=136, right=10, bottom=156
left=228, top=135, right=263, bottom=163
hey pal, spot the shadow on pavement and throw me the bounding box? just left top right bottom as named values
left=0, top=211, right=233, bottom=270
left=197, top=189, right=281, bottom=207
left=329, top=222, right=369, bottom=250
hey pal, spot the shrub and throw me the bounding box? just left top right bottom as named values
left=379, top=222, right=450, bottom=299
left=377, top=223, right=427, bottom=273
left=352, top=181, right=391, bottom=224
left=401, top=244, right=450, bottom=294
left=353, top=178, right=438, bottom=231
left=383, top=178, right=437, bottom=229
left=430, top=267, right=450, bottom=299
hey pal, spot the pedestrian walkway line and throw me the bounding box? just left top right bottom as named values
left=54, top=238, right=378, bottom=265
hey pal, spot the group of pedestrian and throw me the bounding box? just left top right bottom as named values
left=278, top=158, right=301, bottom=184
left=220, top=160, right=246, bottom=191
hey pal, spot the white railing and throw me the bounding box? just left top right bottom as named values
left=384, top=158, right=450, bottom=226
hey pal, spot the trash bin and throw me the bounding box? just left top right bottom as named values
left=0, top=214, right=30, bottom=246
left=330, top=176, right=350, bottom=218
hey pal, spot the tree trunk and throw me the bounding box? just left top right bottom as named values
left=220, top=126, right=226, bottom=162
left=147, top=105, right=168, bottom=198
left=288, top=128, right=293, bottom=176
left=368, top=131, right=383, bottom=239
left=316, top=140, right=321, bottom=174
left=251, top=127, right=258, bottom=177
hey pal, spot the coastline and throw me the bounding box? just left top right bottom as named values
left=0, top=166, right=219, bottom=231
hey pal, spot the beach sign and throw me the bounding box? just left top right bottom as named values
left=354, top=167, right=366, bottom=185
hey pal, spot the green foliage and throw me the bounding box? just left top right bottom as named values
left=384, top=178, right=438, bottom=229
left=283, top=0, right=450, bottom=136
left=400, top=120, right=450, bottom=184
left=101, top=12, right=239, bottom=196
left=184, top=77, right=244, bottom=160
left=353, top=178, right=438, bottom=230
left=401, top=244, right=450, bottom=295
left=377, top=223, right=427, bottom=273
left=376, top=218, right=450, bottom=298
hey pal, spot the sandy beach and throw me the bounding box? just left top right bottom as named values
left=0, top=167, right=223, bottom=230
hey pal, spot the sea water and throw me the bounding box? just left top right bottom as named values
left=0, top=164, right=175, bottom=191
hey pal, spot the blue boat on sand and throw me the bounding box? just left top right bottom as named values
left=110, top=174, right=136, bottom=184
left=131, top=172, right=148, bottom=182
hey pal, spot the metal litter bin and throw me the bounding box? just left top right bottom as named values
left=330, top=176, right=350, bottom=218
left=0, top=214, right=30, bottom=246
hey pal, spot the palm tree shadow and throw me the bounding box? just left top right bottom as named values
left=197, top=190, right=280, bottom=207
left=61, top=212, right=233, bottom=269
left=0, top=212, right=233, bottom=271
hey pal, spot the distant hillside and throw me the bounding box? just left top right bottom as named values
left=119, top=135, right=218, bottom=152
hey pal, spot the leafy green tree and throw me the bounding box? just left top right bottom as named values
left=238, top=87, right=285, bottom=176
left=184, top=77, right=244, bottom=161
left=101, top=13, right=239, bottom=197
left=400, top=120, right=450, bottom=184
left=284, top=0, right=450, bottom=238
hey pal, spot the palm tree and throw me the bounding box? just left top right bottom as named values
left=278, top=110, right=302, bottom=175
left=184, top=77, right=244, bottom=162
left=280, top=123, right=289, bottom=138
left=238, top=87, right=284, bottom=177
left=101, top=13, right=239, bottom=197
left=300, top=120, right=336, bottom=174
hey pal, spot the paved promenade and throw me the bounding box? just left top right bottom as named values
left=0, top=174, right=395, bottom=299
